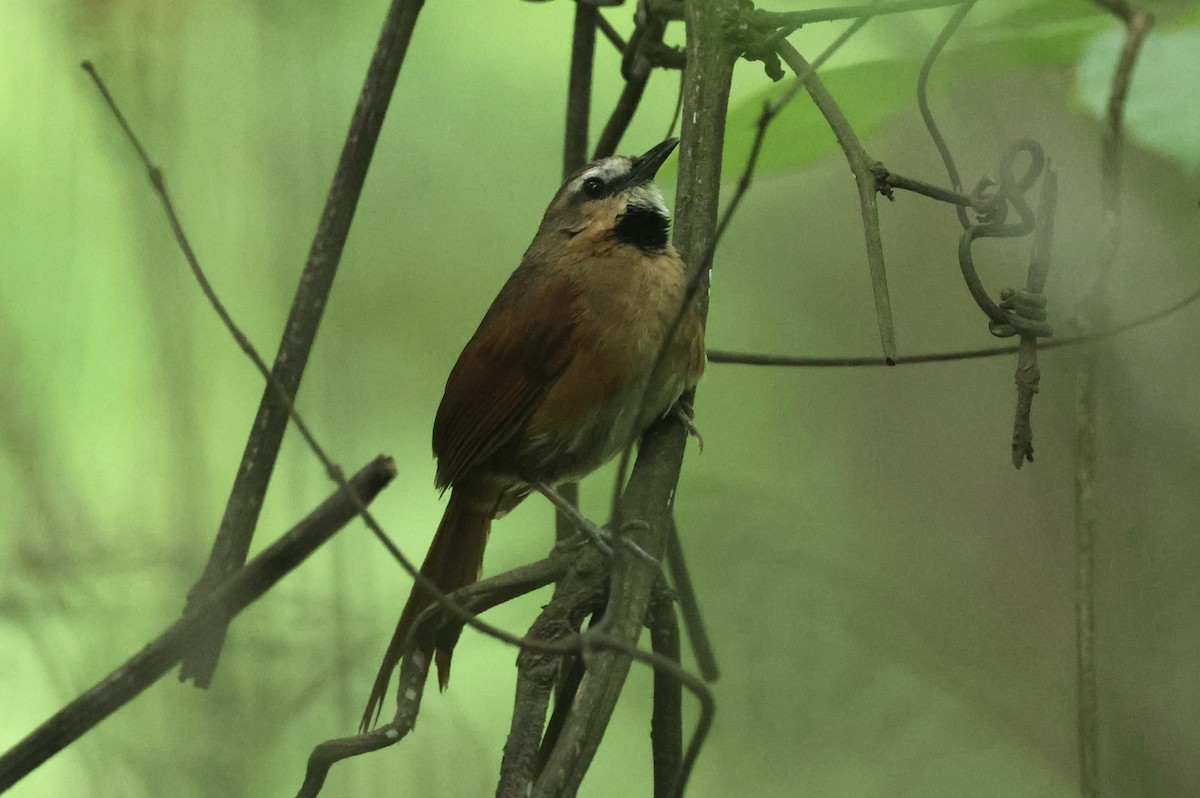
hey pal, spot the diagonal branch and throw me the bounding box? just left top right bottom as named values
left=0, top=457, right=397, bottom=794
left=176, top=0, right=426, bottom=686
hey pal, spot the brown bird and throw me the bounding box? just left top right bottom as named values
left=362, top=138, right=705, bottom=730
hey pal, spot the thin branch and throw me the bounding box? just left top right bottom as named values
left=1011, top=165, right=1057, bottom=467
left=596, top=12, right=628, bottom=53
left=593, top=1, right=670, bottom=159
left=0, top=457, right=397, bottom=794
left=81, top=60, right=630, bottom=732
left=533, top=1, right=734, bottom=794
left=1075, top=5, right=1154, bottom=797
left=299, top=552, right=570, bottom=797
left=704, top=283, right=1200, bottom=367
left=157, top=0, right=427, bottom=687
left=916, top=0, right=978, bottom=230
left=666, top=516, right=719, bottom=681
left=775, top=37, right=898, bottom=362
left=564, top=2, right=598, bottom=175
left=755, top=0, right=964, bottom=28
left=609, top=0, right=881, bottom=523
left=648, top=581, right=684, bottom=798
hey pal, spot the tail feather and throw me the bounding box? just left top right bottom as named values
left=361, top=489, right=491, bottom=731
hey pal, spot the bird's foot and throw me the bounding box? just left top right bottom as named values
left=672, top=401, right=704, bottom=452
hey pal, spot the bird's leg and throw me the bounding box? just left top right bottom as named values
left=538, top=484, right=661, bottom=567
left=537, top=482, right=613, bottom=557
left=672, top=400, right=704, bottom=452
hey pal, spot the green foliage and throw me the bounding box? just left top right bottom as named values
left=1077, top=25, right=1200, bottom=170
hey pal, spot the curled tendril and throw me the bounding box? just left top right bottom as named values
left=957, top=138, right=1052, bottom=338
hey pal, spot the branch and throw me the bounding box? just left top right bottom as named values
left=298, top=552, right=570, bottom=797
left=704, top=283, right=1200, bottom=367
left=564, top=2, right=598, bottom=175
left=666, top=516, right=719, bottom=681
left=1010, top=165, right=1057, bottom=467
left=593, top=0, right=670, bottom=159
left=775, top=39, right=897, bottom=363
left=0, top=457, right=397, bottom=794
left=755, top=0, right=964, bottom=28
left=648, top=581, right=684, bottom=798
left=1075, top=5, right=1154, bottom=797
left=81, top=61, right=605, bottom=735
left=532, top=2, right=734, bottom=794
left=173, top=0, right=427, bottom=686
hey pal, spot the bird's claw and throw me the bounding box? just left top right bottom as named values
left=672, top=402, right=704, bottom=452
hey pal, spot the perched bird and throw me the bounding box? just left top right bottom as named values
left=362, top=138, right=705, bottom=730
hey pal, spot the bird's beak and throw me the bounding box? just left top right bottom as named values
left=616, top=138, right=679, bottom=192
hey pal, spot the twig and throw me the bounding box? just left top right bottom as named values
left=775, top=38, right=898, bottom=363
left=555, top=3, right=596, bottom=544
left=564, top=2, right=598, bottom=175
left=755, top=0, right=964, bottom=28
left=648, top=581, right=684, bottom=798
left=299, top=552, right=571, bottom=797
left=593, top=0, right=670, bottom=159
left=704, top=283, right=1200, bottom=366
left=0, top=457, right=397, bottom=794
left=499, top=550, right=607, bottom=796
left=1011, top=165, right=1057, bottom=467
left=916, top=0, right=978, bottom=230
left=80, top=59, right=620, bottom=732
left=609, top=0, right=881, bottom=523
left=532, top=2, right=733, bottom=794
left=596, top=12, right=628, bottom=53
left=167, top=0, right=426, bottom=687
left=1075, top=5, right=1154, bottom=797
left=666, top=516, right=719, bottom=681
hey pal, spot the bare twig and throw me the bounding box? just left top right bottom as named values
left=553, top=3, right=598, bottom=547
left=1011, top=165, right=1057, bottom=467
left=594, top=0, right=670, bottom=158
left=755, top=0, right=964, bottom=28
left=80, top=59, right=628, bottom=735
left=596, top=12, right=628, bottom=53
left=648, top=581, right=684, bottom=798
left=0, top=457, right=397, bottom=794
left=705, top=284, right=1200, bottom=367
left=666, top=516, right=719, bottom=681
left=1075, top=5, right=1154, bottom=797
left=564, top=2, right=598, bottom=175
left=165, top=0, right=427, bottom=686
left=299, top=552, right=571, bottom=797
left=775, top=38, right=898, bottom=363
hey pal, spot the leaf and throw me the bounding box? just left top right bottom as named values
left=713, top=15, right=1109, bottom=179
left=1076, top=25, right=1200, bottom=171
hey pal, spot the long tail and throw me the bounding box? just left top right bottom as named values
left=360, top=488, right=491, bottom=731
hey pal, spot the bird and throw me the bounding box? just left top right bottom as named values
left=361, top=137, right=705, bottom=731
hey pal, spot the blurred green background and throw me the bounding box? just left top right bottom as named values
left=3, top=1, right=1199, bottom=796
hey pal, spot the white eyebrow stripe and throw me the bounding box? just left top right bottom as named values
left=568, top=157, right=629, bottom=194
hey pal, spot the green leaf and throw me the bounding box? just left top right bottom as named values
left=1076, top=26, right=1200, bottom=171
left=717, top=17, right=1107, bottom=178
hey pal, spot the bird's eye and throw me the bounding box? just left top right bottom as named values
left=581, top=177, right=605, bottom=198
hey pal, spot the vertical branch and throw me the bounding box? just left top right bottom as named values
left=531, top=0, right=734, bottom=794
left=556, top=1, right=597, bottom=543
left=179, top=0, right=426, bottom=686
left=776, top=40, right=897, bottom=363
left=1011, top=166, right=1057, bottom=467
left=564, top=3, right=598, bottom=175
left=1075, top=5, right=1154, bottom=797
left=648, top=580, right=683, bottom=798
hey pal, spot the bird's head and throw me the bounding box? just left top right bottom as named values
left=536, top=138, right=679, bottom=254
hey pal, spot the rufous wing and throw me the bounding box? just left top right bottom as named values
left=432, top=267, right=580, bottom=490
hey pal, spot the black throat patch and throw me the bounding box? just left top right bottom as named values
left=613, top=205, right=670, bottom=251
